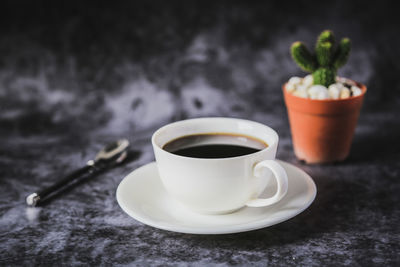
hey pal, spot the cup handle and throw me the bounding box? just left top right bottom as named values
left=246, top=160, right=289, bottom=207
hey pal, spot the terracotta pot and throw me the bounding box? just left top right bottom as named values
left=283, top=81, right=367, bottom=164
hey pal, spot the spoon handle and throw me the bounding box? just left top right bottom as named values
left=26, top=161, right=96, bottom=207
left=26, top=139, right=130, bottom=207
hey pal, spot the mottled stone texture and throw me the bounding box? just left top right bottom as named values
left=1, top=1, right=399, bottom=266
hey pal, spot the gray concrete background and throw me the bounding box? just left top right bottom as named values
left=1, top=1, right=399, bottom=265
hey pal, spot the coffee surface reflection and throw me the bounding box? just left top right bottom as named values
left=163, top=133, right=268, bottom=159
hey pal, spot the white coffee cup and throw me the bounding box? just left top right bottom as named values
left=152, top=117, right=288, bottom=214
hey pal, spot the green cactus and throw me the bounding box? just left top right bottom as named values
left=290, top=30, right=351, bottom=87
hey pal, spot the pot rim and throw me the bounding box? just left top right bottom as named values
left=282, top=79, right=367, bottom=103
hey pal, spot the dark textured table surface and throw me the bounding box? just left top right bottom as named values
left=1, top=1, right=399, bottom=266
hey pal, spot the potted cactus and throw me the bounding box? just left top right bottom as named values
left=283, top=30, right=367, bottom=164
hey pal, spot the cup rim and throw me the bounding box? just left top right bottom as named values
left=151, top=117, right=278, bottom=161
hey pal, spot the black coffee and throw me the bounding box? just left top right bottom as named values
left=163, top=133, right=268, bottom=159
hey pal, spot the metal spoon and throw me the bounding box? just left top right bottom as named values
left=26, top=139, right=130, bottom=207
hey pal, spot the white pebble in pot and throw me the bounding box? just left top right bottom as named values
left=288, top=76, right=302, bottom=85
left=351, top=86, right=362, bottom=96
left=286, top=82, right=296, bottom=92
left=317, top=89, right=330, bottom=100
left=293, top=85, right=308, bottom=98
left=340, top=88, right=351, bottom=99
left=334, top=82, right=344, bottom=90
left=302, top=75, right=313, bottom=87
left=328, top=84, right=341, bottom=99
left=308, top=85, right=328, bottom=100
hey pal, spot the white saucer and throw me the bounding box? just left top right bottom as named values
left=116, top=160, right=316, bottom=235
